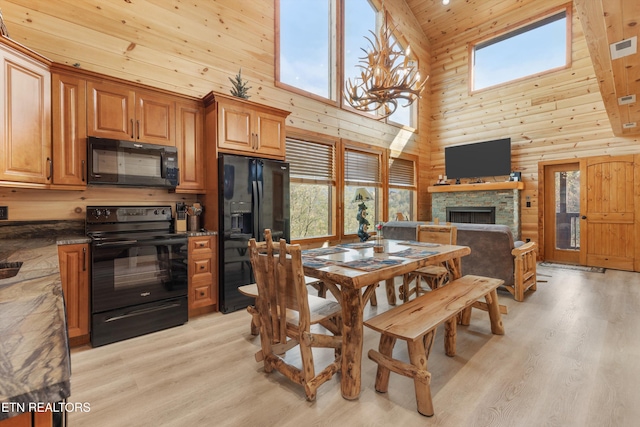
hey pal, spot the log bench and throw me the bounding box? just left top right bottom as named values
left=364, top=275, right=505, bottom=417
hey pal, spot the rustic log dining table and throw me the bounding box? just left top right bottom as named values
left=300, top=239, right=471, bottom=400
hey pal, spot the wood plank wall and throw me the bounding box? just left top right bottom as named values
left=428, top=0, right=640, bottom=243
left=0, top=0, right=430, bottom=222
left=0, top=187, right=192, bottom=221
left=5, top=0, right=638, bottom=240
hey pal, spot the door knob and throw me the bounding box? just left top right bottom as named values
left=581, top=215, right=587, bottom=219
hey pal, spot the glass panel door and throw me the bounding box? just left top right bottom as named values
left=544, top=163, right=580, bottom=264
left=554, top=169, right=580, bottom=250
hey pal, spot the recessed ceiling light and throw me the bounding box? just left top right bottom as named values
left=443, top=0, right=450, bottom=5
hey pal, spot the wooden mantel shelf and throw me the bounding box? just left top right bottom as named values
left=428, top=181, right=524, bottom=193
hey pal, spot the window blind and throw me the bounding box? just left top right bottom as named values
left=389, top=157, right=415, bottom=187
left=286, top=138, right=334, bottom=181
left=345, top=149, right=380, bottom=184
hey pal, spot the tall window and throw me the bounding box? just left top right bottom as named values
left=388, top=157, right=416, bottom=221
left=383, top=33, right=413, bottom=127
left=278, top=0, right=336, bottom=100
left=471, top=6, right=571, bottom=91
left=278, top=0, right=418, bottom=127
left=343, top=0, right=377, bottom=117
left=286, top=138, right=336, bottom=239
left=344, top=147, right=382, bottom=236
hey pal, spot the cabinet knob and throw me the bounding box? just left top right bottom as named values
left=199, top=242, right=205, bottom=247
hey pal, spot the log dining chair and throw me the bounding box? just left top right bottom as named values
left=239, top=229, right=329, bottom=336
left=248, top=230, right=343, bottom=401
left=400, top=224, right=458, bottom=302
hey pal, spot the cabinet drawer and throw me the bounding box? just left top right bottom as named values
left=189, top=236, right=213, bottom=253
left=190, top=257, right=212, bottom=282
left=192, top=257, right=211, bottom=274
left=192, top=282, right=211, bottom=303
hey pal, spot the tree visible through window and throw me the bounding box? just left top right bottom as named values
left=388, top=157, right=416, bottom=221
left=286, top=138, right=336, bottom=239
left=471, top=7, right=570, bottom=91
left=344, top=147, right=381, bottom=236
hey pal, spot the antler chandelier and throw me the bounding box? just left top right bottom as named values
left=344, top=16, right=427, bottom=120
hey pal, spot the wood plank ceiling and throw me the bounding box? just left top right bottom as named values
left=405, top=0, right=640, bottom=137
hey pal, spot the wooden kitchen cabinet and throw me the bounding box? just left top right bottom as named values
left=57, top=243, right=90, bottom=346
left=176, top=100, right=205, bottom=193
left=0, top=410, right=55, bottom=427
left=0, top=38, right=52, bottom=186
left=188, top=235, right=217, bottom=315
left=51, top=68, right=87, bottom=188
left=211, top=92, right=289, bottom=160
left=87, top=80, right=176, bottom=146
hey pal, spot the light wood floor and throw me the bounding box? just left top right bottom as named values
left=68, top=266, right=640, bottom=427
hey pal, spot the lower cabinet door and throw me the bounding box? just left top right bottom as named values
left=57, top=243, right=90, bottom=342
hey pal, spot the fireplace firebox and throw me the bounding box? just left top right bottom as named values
left=446, top=207, right=496, bottom=224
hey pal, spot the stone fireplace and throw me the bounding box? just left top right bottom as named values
left=429, top=182, right=522, bottom=239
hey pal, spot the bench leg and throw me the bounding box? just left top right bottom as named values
left=408, top=338, right=434, bottom=417
left=459, top=307, right=472, bottom=326
left=370, top=286, right=378, bottom=306
left=444, top=317, right=457, bottom=356
left=422, top=329, right=436, bottom=362
left=385, top=278, right=397, bottom=306
left=374, top=334, right=396, bottom=393
left=309, top=281, right=327, bottom=298
left=485, top=289, right=505, bottom=335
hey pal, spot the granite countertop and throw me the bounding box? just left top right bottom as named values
left=186, top=230, right=218, bottom=237
left=0, top=238, right=71, bottom=421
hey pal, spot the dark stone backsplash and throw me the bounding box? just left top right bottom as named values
left=0, top=220, right=85, bottom=240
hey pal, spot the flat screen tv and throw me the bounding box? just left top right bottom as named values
left=445, top=138, right=511, bottom=180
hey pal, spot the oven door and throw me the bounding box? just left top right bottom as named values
left=91, top=237, right=188, bottom=313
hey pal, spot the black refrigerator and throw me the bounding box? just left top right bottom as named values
left=218, top=153, right=290, bottom=313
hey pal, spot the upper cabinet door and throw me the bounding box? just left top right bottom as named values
left=87, top=81, right=135, bottom=140
left=214, top=94, right=289, bottom=160
left=217, top=99, right=253, bottom=152
left=52, top=71, right=87, bottom=187
left=0, top=43, right=51, bottom=184
left=176, top=100, right=205, bottom=192
left=255, top=109, right=285, bottom=158
left=136, top=91, right=175, bottom=146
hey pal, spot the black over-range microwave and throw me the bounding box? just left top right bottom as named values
left=87, top=137, right=179, bottom=188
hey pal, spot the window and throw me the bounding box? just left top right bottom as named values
left=344, top=146, right=382, bottom=236
left=383, top=33, right=414, bottom=127
left=343, top=0, right=377, bottom=117
left=471, top=6, right=571, bottom=91
left=388, top=157, right=416, bottom=221
left=286, top=137, right=336, bottom=239
left=278, top=0, right=336, bottom=100
left=277, top=0, right=418, bottom=127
